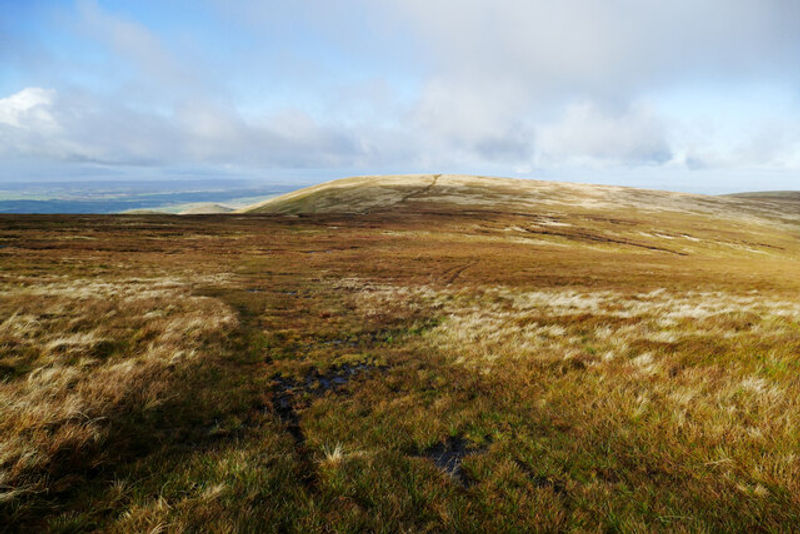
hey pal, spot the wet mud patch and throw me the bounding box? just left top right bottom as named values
left=270, top=375, right=306, bottom=445
left=303, top=362, right=385, bottom=393
left=268, top=361, right=387, bottom=489
left=412, top=436, right=488, bottom=487
left=269, top=361, right=388, bottom=445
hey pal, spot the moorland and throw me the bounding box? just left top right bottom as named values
left=2, top=174, right=800, bottom=532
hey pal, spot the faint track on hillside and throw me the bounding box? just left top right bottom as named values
left=398, top=174, right=441, bottom=204
left=441, top=261, right=478, bottom=285
left=522, top=227, right=689, bottom=256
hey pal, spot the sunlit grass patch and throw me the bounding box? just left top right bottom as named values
left=0, top=274, right=239, bottom=511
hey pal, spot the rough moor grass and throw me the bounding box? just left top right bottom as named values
left=2, top=178, right=800, bottom=532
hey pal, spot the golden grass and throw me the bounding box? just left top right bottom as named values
left=0, top=275, right=238, bottom=507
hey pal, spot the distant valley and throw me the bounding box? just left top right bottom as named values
left=0, top=179, right=298, bottom=214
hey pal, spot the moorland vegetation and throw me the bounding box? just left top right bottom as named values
left=2, top=175, right=800, bottom=531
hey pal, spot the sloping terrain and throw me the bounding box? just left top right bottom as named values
left=178, top=203, right=234, bottom=215
left=242, top=173, right=800, bottom=225
left=242, top=174, right=799, bottom=260
left=726, top=191, right=800, bottom=218
left=2, top=177, right=800, bottom=531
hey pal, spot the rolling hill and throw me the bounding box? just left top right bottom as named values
left=240, top=173, right=795, bottom=218
left=240, top=174, right=799, bottom=262
left=178, top=203, right=235, bottom=215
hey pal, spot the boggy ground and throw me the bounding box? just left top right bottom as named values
left=1, top=198, right=800, bottom=532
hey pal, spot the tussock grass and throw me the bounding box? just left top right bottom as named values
left=0, top=275, right=239, bottom=518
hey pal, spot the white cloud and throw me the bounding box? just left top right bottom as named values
left=535, top=101, right=672, bottom=167
left=0, top=88, right=58, bottom=131
left=412, top=78, right=534, bottom=161
left=381, top=0, right=800, bottom=96
left=374, top=0, right=800, bottom=172
left=677, top=122, right=800, bottom=172
left=0, top=86, right=370, bottom=168
left=0, top=88, right=67, bottom=162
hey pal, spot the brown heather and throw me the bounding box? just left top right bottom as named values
left=1, top=175, right=800, bottom=532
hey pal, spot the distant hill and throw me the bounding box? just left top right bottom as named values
left=238, top=174, right=800, bottom=225
left=122, top=203, right=235, bottom=215
left=235, top=174, right=800, bottom=260
left=178, top=203, right=234, bottom=215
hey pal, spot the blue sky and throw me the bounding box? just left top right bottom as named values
left=1, top=0, right=800, bottom=193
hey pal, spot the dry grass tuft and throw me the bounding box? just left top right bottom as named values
left=0, top=276, right=238, bottom=506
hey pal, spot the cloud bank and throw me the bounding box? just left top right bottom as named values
left=1, top=0, right=799, bottom=190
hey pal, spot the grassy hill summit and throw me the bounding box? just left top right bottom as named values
left=241, top=174, right=799, bottom=262
left=240, top=173, right=800, bottom=223
left=240, top=173, right=721, bottom=215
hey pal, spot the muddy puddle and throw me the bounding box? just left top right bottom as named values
left=412, top=436, right=488, bottom=487
left=270, top=361, right=386, bottom=445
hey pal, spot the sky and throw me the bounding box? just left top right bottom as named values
left=1, top=0, right=800, bottom=193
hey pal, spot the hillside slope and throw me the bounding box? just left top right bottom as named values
left=240, top=174, right=799, bottom=261
left=726, top=191, right=800, bottom=217
left=240, top=173, right=800, bottom=225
